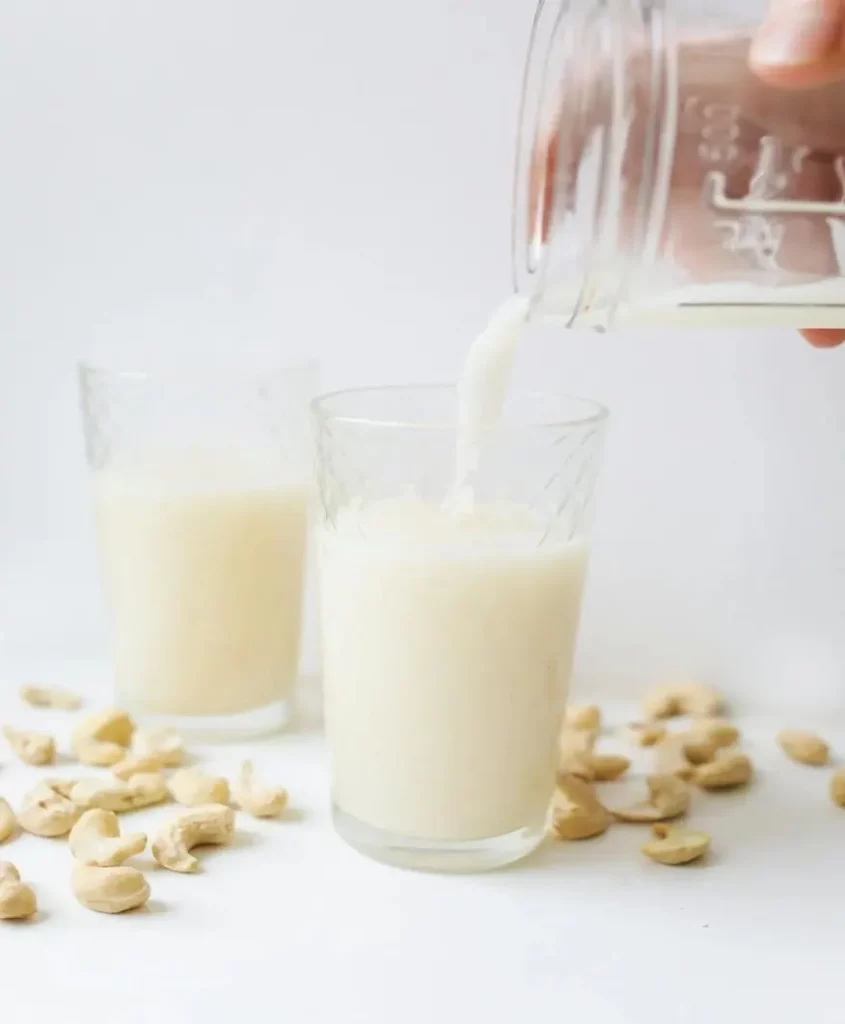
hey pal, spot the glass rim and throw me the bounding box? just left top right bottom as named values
left=77, top=357, right=319, bottom=382
left=311, top=383, right=608, bottom=431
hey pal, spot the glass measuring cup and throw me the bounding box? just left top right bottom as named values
left=513, top=0, right=845, bottom=329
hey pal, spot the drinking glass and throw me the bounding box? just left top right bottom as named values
left=313, top=385, right=607, bottom=871
left=79, top=360, right=316, bottom=739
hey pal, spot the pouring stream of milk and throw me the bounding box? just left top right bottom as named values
left=449, top=296, right=531, bottom=511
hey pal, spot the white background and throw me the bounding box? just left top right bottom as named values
left=2, top=3, right=845, bottom=1019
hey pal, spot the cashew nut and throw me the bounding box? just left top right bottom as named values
left=127, top=772, right=169, bottom=809
left=130, top=727, right=185, bottom=768
left=20, top=683, right=81, bottom=710
left=654, top=735, right=696, bottom=781
left=3, top=725, right=55, bottom=766
left=549, top=775, right=611, bottom=841
left=71, top=864, right=150, bottom=914
left=112, top=754, right=170, bottom=781
left=830, top=768, right=845, bottom=808
left=0, top=862, right=37, bottom=920
left=689, top=718, right=739, bottom=748
left=69, top=809, right=147, bottom=866
left=0, top=799, right=16, bottom=843
left=565, top=705, right=601, bottom=733
left=642, top=683, right=724, bottom=720
left=71, top=773, right=168, bottom=813
left=113, top=730, right=185, bottom=778
left=558, top=726, right=597, bottom=779
left=694, top=752, right=753, bottom=790
left=777, top=729, right=829, bottom=767
left=587, top=754, right=631, bottom=782
left=70, top=778, right=136, bottom=813
left=682, top=738, right=718, bottom=766
left=44, top=778, right=78, bottom=799
left=641, top=823, right=711, bottom=865
left=72, top=709, right=134, bottom=767
left=18, top=780, right=82, bottom=837
left=612, top=774, right=690, bottom=822
left=625, top=722, right=667, bottom=747
left=151, top=804, right=235, bottom=873
left=168, top=768, right=230, bottom=807
left=233, top=761, right=288, bottom=818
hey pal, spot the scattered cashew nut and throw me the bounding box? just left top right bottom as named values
left=558, top=726, right=597, bottom=779
left=71, top=773, right=169, bottom=813
left=613, top=774, right=690, bottom=823
left=233, top=761, right=288, bottom=818
left=44, top=778, right=78, bottom=799
left=694, top=752, right=753, bottom=790
left=113, top=729, right=185, bottom=779
left=70, top=777, right=136, bottom=813
left=3, top=725, right=55, bottom=766
left=682, top=738, right=718, bottom=766
left=777, top=729, right=829, bottom=767
left=18, top=780, right=82, bottom=837
left=70, top=809, right=147, bottom=867
left=587, top=754, right=631, bottom=782
left=641, top=823, right=711, bottom=865
left=127, top=772, right=170, bottom=810
left=151, top=804, right=235, bottom=873
left=565, top=705, right=601, bottom=733
left=168, top=769, right=230, bottom=807
left=642, top=683, right=724, bottom=720
left=550, top=775, right=611, bottom=841
left=654, top=735, right=696, bottom=781
left=112, top=754, right=170, bottom=781
left=830, top=768, right=845, bottom=808
left=20, top=683, right=81, bottom=710
left=0, top=862, right=37, bottom=920
left=625, top=722, right=667, bottom=747
left=72, top=709, right=134, bottom=767
left=689, top=718, right=739, bottom=748
left=130, top=727, right=185, bottom=767
left=0, top=799, right=16, bottom=844
left=71, top=864, right=150, bottom=914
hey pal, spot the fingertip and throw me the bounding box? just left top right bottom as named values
left=749, top=0, right=845, bottom=86
left=802, top=329, right=845, bottom=347
left=749, top=52, right=845, bottom=88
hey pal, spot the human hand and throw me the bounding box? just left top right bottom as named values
left=750, top=0, right=845, bottom=346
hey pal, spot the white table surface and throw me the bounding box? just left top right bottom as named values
left=1, top=659, right=843, bottom=1023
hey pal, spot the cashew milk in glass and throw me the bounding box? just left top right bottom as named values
left=95, top=452, right=308, bottom=718
left=321, top=496, right=587, bottom=842
left=319, top=299, right=598, bottom=856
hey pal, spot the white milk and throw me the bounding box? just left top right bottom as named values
left=545, top=276, right=845, bottom=328
left=453, top=295, right=530, bottom=492
left=95, top=452, right=308, bottom=717
left=320, top=497, right=588, bottom=842
left=617, top=279, right=845, bottom=329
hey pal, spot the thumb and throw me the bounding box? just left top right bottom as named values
left=750, top=0, right=845, bottom=86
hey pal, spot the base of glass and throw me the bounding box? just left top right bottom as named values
left=333, top=804, right=545, bottom=873
left=120, top=697, right=291, bottom=742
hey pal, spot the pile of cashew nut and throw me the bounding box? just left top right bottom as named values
left=0, top=686, right=291, bottom=919
left=554, top=683, right=845, bottom=866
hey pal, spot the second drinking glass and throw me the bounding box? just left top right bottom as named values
left=79, top=361, right=316, bottom=739
left=313, top=385, right=607, bottom=871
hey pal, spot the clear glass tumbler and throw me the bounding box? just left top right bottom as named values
left=514, top=0, right=845, bottom=329
left=313, top=386, right=607, bottom=871
left=79, top=361, right=316, bottom=739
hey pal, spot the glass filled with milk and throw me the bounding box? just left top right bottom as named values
left=514, top=0, right=845, bottom=329
left=314, top=383, right=607, bottom=871
left=79, top=360, right=316, bottom=738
